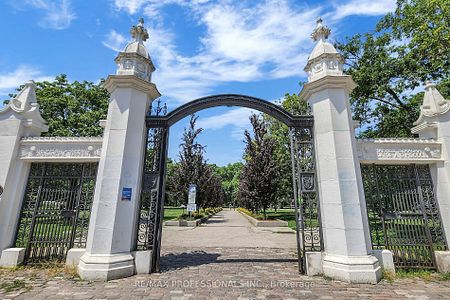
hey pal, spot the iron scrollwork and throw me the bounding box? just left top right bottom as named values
left=15, top=163, right=98, bottom=263
left=361, top=164, right=448, bottom=269
left=136, top=100, right=169, bottom=272
left=290, top=124, right=323, bottom=274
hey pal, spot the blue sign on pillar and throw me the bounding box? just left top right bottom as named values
left=121, top=187, right=132, bottom=201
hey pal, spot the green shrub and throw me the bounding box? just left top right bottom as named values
left=177, top=212, right=206, bottom=220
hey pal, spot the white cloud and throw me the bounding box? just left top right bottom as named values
left=102, top=30, right=127, bottom=52
left=197, top=107, right=256, bottom=140
left=106, top=0, right=395, bottom=105
left=0, top=65, right=53, bottom=96
left=114, top=0, right=149, bottom=14
left=26, top=0, right=76, bottom=29
left=106, top=0, right=321, bottom=104
left=331, top=0, right=396, bottom=20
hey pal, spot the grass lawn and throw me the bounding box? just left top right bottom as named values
left=163, top=207, right=185, bottom=221
left=265, top=209, right=297, bottom=230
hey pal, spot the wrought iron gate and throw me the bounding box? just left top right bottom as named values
left=290, top=126, right=323, bottom=274
left=137, top=95, right=321, bottom=274
left=15, top=163, right=98, bottom=264
left=136, top=125, right=169, bottom=272
left=362, top=164, right=448, bottom=269
left=136, top=101, right=169, bottom=273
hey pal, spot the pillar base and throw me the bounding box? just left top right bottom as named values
left=323, top=254, right=382, bottom=284
left=372, top=249, right=395, bottom=274
left=305, top=252, right=323, bottom=276
left=0, top=248, right=25, bottom=267
left=435, top=251, right=450, bottom=273
left=132, top=250, right=152, bottom=274
left=66, top=248, right=86, bottom=267
left=77, top=252, right=135, bottom=281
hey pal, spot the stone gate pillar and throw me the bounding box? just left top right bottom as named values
left=0, top=81, right=48, bottom=260
left=299, top=20, right=381, bottom=283
left=77, top=19, right=160, bottom=280
left=412, top=82, right=450, bottom=270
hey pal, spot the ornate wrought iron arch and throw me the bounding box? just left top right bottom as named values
left=146, top=94, right=313, bottom=128
left=139, top=94, right=321, bottom=275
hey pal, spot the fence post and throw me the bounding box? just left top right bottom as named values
left=0, top=81, right=48, bottom=263
left=77, top=19, right=161, bottom=280
left=299, top=19, right=381, bottom=283
left=412, top=82, right=450, bottom=272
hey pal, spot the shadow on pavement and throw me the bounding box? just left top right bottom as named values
left=203, top=218, right=227, bottom=224
left=160, top=250, right=298, bottom=271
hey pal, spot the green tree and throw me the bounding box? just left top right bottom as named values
left=167, top=114, right=224, bottom=209
left=335, top=0, right=450, bottom=137
left=8, top=75, right=109, bottom=137
left=263, top=93, right=308, bottom=208
left=238, top=114, right=279, bottom=219
left=212, top=162, right=243, bottom=207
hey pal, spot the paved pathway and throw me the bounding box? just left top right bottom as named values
left=2, top=247, right=450, bottom=299
left=162, top=209, right=297, bottom=249
left=2, top=209, right=450, bottom=299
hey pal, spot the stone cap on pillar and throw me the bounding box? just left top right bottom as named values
left=300, top=19, right=356, bottom=102
left=115, top=18, right=156, bottom=83
left=299, top=75, right=357, bottom=101
left=0, top=81, right=48, bottom=136
left=412, top=81, right=450, bottom=134
left=103, top=75, right=161, bottom=101
left=304, top=18, right=345, bottom=83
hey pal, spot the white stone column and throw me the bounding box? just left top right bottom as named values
left=299, top=19, right=381, bottom=283
left=78, top=19, right=160, bottom=281
left=412, top=82, right=450, bottom=247
left=77, top=76, right=160, bottom=280
left=0, top=81, right=48, bottom=260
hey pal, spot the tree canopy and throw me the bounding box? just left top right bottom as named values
left=7, top=75, right=109, bottom=137
left=335, top=0, right=450, bottom=137
left=238, top=114, right=280, bottom=219
left=167, top=114, right=224, bottom=209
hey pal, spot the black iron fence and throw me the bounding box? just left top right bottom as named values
left=15, top=163, right=98, bottom=264
left=361, top=164, right=448, bottom=269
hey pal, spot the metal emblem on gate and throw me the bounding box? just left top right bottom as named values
left=300, top=173, right=316, bottom=192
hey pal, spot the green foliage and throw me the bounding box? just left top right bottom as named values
left=176, top=208, right=223, bottom=220
left=335, top=0, right=450, bottom=137
left=177, top=212, right=206, bottom=220
left=201, top=207, right=223, bottom=216
left=9, top=75, right=109, bottom=137
left=0, top=280, right=27, bottom=293
left=163, top=207, right=185, bottom=221
left=262, top=93, right=306, bottom=208
left=237, top=114, right=280, bottom=219
left=211, top=162, right=243, bottom=206
left=167, top=114, right=224, bottom=209
left=238, top=207, right=297, bottom=229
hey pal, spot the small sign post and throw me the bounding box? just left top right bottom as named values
left=188, top=184, right=197, bottom=220
left=187, top=203, right=197, bottom=212
left=121, top=187, right=132, bottom=201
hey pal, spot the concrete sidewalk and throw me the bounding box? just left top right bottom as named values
left=161, top=209, right=297, bottom=249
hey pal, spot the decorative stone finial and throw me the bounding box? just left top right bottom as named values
left=311, top=18, right=331, bottom=42
left=113, top=19, right=155, bottom=82
left=0, top=80, right=48, bottom=134
left=425, top=80, right=435, bottom=90
left=130, top=17, right=149, bottom=43
left=420, top=81, right=450, bottom=116
left=412, top=81, right=450, bottom=133
left=11, top=80, right=38, bottom=111
left=304, top=18, right=343, bottom=82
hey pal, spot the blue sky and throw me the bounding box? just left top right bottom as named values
left=0, top=0, right=395, bottom=165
